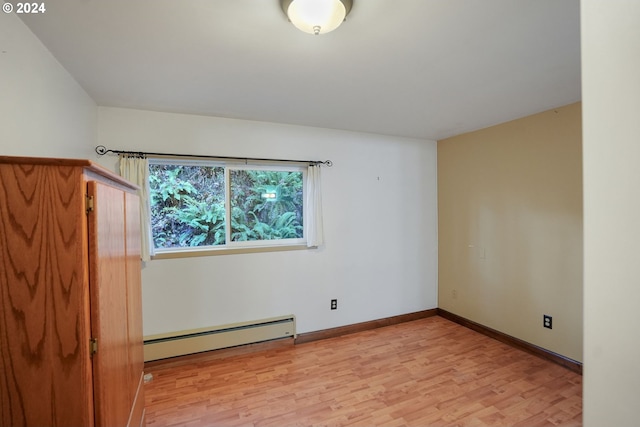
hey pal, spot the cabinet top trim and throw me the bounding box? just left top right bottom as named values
left=0, top=155, right=138, bottom=190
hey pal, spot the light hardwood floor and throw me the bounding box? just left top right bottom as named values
left=144, top=316, right=582, bottom=426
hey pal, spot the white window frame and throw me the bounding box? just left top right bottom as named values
left=148, top=158, right=307, bottom=258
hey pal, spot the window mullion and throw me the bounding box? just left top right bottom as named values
left=225, top=166, right=231, bottom=245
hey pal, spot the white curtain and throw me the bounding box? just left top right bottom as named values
left=119, top=155, right=155, bottom=261
left=305, top=164, right=324, bottom=247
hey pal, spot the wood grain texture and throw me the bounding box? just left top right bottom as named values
left=0, top=155, right=139, bottom=191
left=144, top=338, right=295, bottom=371
left=295, top=309, right=438, bottom=345
left=438, top=309, right=583, bottom=374
left=88, top=181, right=131, bottom=427
left=125, top=191, right=146, bottom=427
left=0, top=163, right=94, bottom=426
left=144, top=317, right=582, bottom=427
left=0, top=156, right=146, bottom=427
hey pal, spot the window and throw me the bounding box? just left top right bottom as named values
left=148, top=159, right=306, bottom=254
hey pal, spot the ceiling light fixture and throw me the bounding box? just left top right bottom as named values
left=281, top=0, right=353, bottom=35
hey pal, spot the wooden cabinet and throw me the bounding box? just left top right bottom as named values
left=0, top=156, right=145, bottom=427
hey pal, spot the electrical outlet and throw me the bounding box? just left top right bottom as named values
left=543, top=315, right=553, bottom=329
left=331, top=299, right=337, bottom=310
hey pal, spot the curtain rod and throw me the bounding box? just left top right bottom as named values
left=95, top=145, right=333, bottom=167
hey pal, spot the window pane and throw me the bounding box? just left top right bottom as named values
left=149, top=164, right=225, bottom=249
left=230, top=169, right=304, bottom=242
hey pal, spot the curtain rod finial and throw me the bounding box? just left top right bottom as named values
left=95, top=145, right=107, bottom=155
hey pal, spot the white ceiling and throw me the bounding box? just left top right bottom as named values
left=20, top=0, right=581, bottom=141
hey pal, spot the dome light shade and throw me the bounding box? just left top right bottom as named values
left=281, top=0, right=353, bottom=35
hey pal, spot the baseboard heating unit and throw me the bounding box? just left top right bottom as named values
left=143, top=315, right=296, bottom=362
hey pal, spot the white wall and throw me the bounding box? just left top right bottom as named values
left=582, top=1, right=640, bottom=426
left=0, top=14, right=96, bottom=157
left=1, top=9, right=437, bottom=341
left=97, top=107, right=438, bottom=336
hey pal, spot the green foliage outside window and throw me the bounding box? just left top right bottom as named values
left=149, top=163, right=304, bottom=250
left=149, top=164, right=226, bottom=248
left=230, top=170, right=303, bottom=241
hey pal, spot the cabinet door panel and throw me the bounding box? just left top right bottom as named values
left=87, top=181, right=130, bottom=427
left=0, top=164, right=92, bottom=427
left=125, top=191, right=145, bottom=427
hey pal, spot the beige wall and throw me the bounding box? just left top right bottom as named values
left=438, top=102, right=583, bottom=362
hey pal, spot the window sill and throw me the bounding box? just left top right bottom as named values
left=151, top=244, right=312, bottom=259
